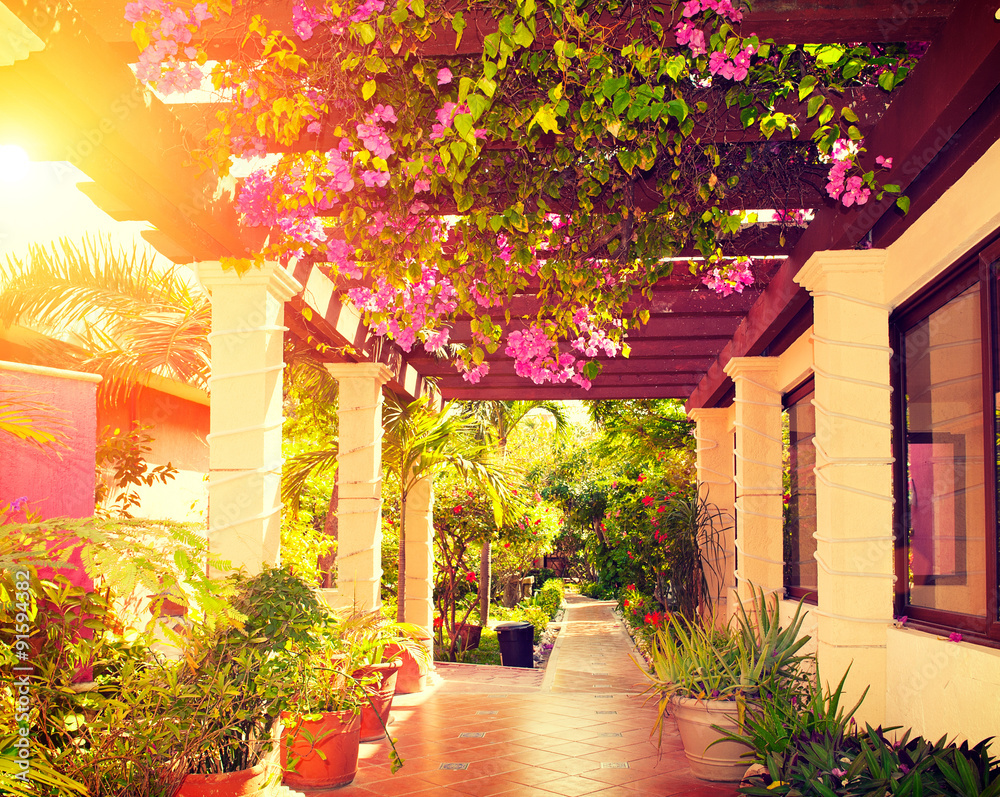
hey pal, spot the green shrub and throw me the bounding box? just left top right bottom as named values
left=535, top=578, right=565, bottom=620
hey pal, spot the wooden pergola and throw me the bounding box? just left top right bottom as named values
left=4, top=0, right=997, bottom=406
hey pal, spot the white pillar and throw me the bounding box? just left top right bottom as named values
left=723, top=357, right=784, bottom=603
left=404, top=471, right=434, bottom=655
left=325, top=363, right=392, bottom=612
left=688, top=407, right=736, bottom=615
left=197, top=261, right=301, bottom=574
left=795, top=250, right=894, bottom=726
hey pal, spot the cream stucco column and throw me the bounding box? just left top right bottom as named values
left=688, top=407, right=736, bottom=615
left=723, top=358, right=784, bottom=603
left=403, top=471, right=435, bottom=656
left=197, top=261, right=301, bottom=574
left=325, top=363, right=393, bottom=612
left=795, top=249, right=894, bottom=726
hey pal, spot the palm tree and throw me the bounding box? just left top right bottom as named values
left=382, top=395, right=517, bottom=624
left=462, top=400, right=569, bottom=625
left=0, top=234, right=210, bottom=403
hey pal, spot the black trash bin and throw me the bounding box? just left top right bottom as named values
left=496, top=621, right=535, bottom=668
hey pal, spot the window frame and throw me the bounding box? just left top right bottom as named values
left=890, top=239, right=1000, bottom=646
left=783, top=376, right=818, bottom=604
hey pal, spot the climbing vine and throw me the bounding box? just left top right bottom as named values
left=126, top=0, right=918, bottom=387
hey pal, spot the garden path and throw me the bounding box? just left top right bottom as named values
left=282, top=595, right=740, bottom=796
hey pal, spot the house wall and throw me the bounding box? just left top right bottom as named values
left=97, top=384, right=209, bottom=523
left=877, top=135, right=1000, bottom=750
left=698, top=137, right=1000, bottom=747
left=0, top=360, right=100, bottom=520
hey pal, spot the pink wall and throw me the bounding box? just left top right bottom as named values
left=0, top=362, right=99, bottom=520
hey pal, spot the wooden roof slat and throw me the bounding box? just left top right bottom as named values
left=686, top=0, right=1000, bottom=410
left=74, top=0, right=955, bottom=61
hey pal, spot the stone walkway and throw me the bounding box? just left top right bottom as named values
left=285, top=594, right=741, bottom=796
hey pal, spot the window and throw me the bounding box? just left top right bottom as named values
left=783, top=379, right=817, bottom=602
left=893, top=243, right=1000, bottom=643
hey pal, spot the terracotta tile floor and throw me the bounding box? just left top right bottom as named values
left=285, top=595, right=740, bottom=796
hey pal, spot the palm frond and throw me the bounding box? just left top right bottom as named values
left=282, top=447, right=339, bottom=511
left=0, top=234, right=210, bottom=399
left=0, top=384, right=70, bottom=451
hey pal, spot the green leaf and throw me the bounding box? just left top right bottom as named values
left=513, top=21, right=534, bottom=47
left=529, top=105, right=561, bottom=134
left=840, top=105, right=859, bottom=123
left=896, top=195, right=910, bottom=214
left=616, top=149, right=638, bottom=175
left=362, top=79, right=377, bottom=100
left=467, top=93, right=490, bottom=120
left=452, top=11, right=466, bottom=47
left=612, top=89, right=631, bottom=116
left=664, top=55, right=686, bottom=81
left=410, top=0, right=424, bottom=16
left=458, top=75, right=475, bottom=101
left=883, top=183, right=900, bottom=193
left=878, top=70, right=896, bottom=91
left=489, top=214, right=504, bottom=232
left=450, top=139, right=468, bottom=163
left=847, top=124, right=863, bottom=141
left=806, top=95, right=824, bottom=119
left=665, top=98, right=688, bottom=123
left=818, top=104, right=835, bottom=125
left=354, top=22, right=376, bottom=45
left=798, top=75, right=817, bottom=101
left=453, top=113, right=477, bottom=146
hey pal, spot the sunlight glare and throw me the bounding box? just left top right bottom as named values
left=0, top=145, right=30, bottom=184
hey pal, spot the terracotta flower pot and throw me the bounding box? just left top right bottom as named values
left=385, top=637, right=432, bottom=694
left=175, top=738, right=281, bottom=797
left=671, top=696, right=753, bottom=782
left=353, top=659, right=402, bottom=742
left=280, top=709, right=361, bottom=789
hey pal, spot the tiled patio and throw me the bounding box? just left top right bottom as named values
left=285, top=595, right=741, bottom=796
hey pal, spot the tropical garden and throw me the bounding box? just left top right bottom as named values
left=3, top=0, right=1000, bottom=793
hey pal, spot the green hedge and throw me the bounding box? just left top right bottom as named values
left=535, top=578, right=565, bottom=620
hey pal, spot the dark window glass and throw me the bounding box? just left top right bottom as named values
left=903, top=282, right=987, bottom=617
left=783, top=384, right=817, bottom=599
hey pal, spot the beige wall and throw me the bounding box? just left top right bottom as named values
left=98, top=385, right=209, bottom=523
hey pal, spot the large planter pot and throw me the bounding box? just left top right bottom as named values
left=385, top=638, right=432, bottom=694
left=454, top=623, right=482, bottom=651
left=671, top=696, right=753, bottom=782
left=353, top=659, right=402, bottom=742
left=175, top=736, right=281, bottom=797
left=280, top=709, right=361, bottom=789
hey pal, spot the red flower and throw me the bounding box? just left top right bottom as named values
left=624, top=600, right=630, bottom=608
left=641, top=496, right=654, bottom=506
left=465, top=571, right=477, bottom=582
left=627, top=584, right=636, bottom=591
left=637, top=474, right=646, bottom=482
left=433, top=616, right=443, bottom=629
left=504, top=542, right=511, bottom=548
left=645, top=611, right=663, bottom=626
left=656, top=505, right=666, bottom=513
left=534, top=518, right=541, bottom=525
left=453, top=505, right=463, bottom=514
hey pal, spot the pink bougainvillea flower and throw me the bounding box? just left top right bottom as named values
left=437, top=67, right=453, bottom=85
left=948, top=632, right=963, bottom=642
left=875, top=155, right=893, bottom=169
left=361, top=169, right=389, bottom=188
left=413, top=178, right=430, bottom=193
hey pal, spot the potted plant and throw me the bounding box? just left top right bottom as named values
left=647, top=587, right=812, bottom=782
left=339, top=611, right=430, bottom=741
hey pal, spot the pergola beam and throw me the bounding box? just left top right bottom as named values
left=75, top=0, right=955, bottom=62
left=686, top=0, right=1000, bottom=410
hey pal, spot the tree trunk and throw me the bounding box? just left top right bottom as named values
left=318, top=480, right=339, bottom=588
left=478, top=538, right=491, bottom=625
left=396, top=486, right=407, bottom=623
